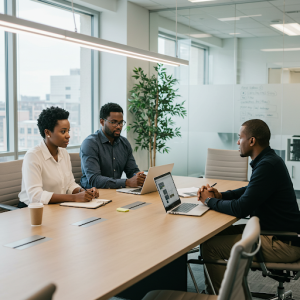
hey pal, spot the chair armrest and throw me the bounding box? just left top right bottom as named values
left=0, top=204, right=19, bottom=211
left=187, top=258, right=228, bottom=266
left=261, top=230, right=299, bottom=239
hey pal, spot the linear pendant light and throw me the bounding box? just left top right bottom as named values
left=0, top=13, right=189, bottom=67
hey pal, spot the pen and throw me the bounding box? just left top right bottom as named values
left=211, top=183, right=217, bottom=188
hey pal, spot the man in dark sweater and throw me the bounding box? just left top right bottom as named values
left=198, top=119, right=300, bottom=294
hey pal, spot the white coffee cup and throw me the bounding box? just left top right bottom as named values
left=28, top=203, right=44, bottom=226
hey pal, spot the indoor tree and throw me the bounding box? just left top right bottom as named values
left=127, top=64, right=187, bottom=167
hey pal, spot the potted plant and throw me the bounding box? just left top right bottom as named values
left=127, top=63, right=187, bottom=167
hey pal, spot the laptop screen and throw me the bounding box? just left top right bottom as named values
left=154, top=172, right=180, bottom=210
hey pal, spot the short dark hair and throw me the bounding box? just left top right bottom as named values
left=242, top=119, right=271, bottom=147
left=37, top=106, right=69, bottom=138
left=100, top=102, right=123, bottom=120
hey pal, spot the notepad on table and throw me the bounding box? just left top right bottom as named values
left=177, top=187, right=199, bottom=198
left=60, top=199, right=112, bottom=209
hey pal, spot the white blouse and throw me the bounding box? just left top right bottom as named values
left=19, top=140, right=80, bottom=205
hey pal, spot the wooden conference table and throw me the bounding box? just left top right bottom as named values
left=0, top=176, right=247, bottom=300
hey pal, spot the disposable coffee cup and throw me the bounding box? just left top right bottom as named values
left=28, top=203, right=44, bottom=226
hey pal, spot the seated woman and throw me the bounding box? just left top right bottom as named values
left=18, top=106, right=99, bottom=207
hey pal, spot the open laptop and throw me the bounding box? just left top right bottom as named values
left=154, top=172, right=210, bottom=216
left=116, top=163, right=174, bottom=195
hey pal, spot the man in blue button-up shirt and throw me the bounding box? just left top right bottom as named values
left=80, top=103, right=146, bottom=189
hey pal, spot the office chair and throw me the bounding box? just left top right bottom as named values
left=25, top=283, right=56, bottom=300
left=0, top=154, right=82, bottom=212
left=205, top=148, right=248, bottom=181
left=0, top=159, right=23, bottom=212
left=249, top=230, right=300, bottom=300
left=69, top=153, right=82, bottom=184
left=188, top=229, right=300, bottom=300
left=143, top=216, right=261, bottom=300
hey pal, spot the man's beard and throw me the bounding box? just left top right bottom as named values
left=104, top=126, right=121, bottom=140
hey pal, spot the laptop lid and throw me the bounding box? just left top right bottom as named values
left=154, top=172, right=181, bottom=212
left=140, top=163, right=174, bottom=194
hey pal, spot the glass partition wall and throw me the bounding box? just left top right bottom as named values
left=150, top=0, right=300, bottom=191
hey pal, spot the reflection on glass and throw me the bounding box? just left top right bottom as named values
left=17, top=0, right=92, bottom=151
left=17, top=0, right=81, bottom=31
left=0, top=0, right=5, bottom=153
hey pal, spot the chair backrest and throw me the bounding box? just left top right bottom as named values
left=0, top=159, right=23, bottom=206
left=218, top=216, right=261, bottom=300
left=26, top=283, right=56, bottom=300
left=69, top=153, right=82, bottom=184
left=205, top=148, right=248, bottom=181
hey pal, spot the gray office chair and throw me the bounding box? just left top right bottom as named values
left=143, top=216, right=261, bottom=300
left=0, top=153, right=82, bottom=212
left=25, top=283, right=56, bottom=300
left=249, top=230, right=300, bottom=300
left=0, top=159, right=23, bottom=212
left=69, top=153, right=82, bottom=184
left=205, top=148, right=248, bottom=181
left=188, top=229, right=300, bottom=300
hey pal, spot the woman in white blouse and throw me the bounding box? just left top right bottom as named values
left=18, top=106, right=99, bottom=207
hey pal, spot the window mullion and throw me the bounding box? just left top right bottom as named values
left=5, top=0, right=18, bottom=160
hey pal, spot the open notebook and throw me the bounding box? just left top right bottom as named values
left=60, top=199, right=112, bottom=209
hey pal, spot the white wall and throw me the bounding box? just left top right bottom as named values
left=126, top=2, right=150, bottom=171
left=99, top=0, right=128, bottom=129
left=99, top=0, right=150, bottom=171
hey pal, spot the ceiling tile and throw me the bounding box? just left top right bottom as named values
left=235, top=2, right=274, bottom=10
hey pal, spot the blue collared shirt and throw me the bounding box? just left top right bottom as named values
left=80, top=129, right=140, bottom=189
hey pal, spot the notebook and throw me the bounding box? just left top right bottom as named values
left=60, top=199, right=112, bottom=209
left=177, top=187, right=199, bottom=198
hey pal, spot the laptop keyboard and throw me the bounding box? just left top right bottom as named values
left=131, top=188, right=142, bottom=193
left=172, top=203, right=198, bottom=213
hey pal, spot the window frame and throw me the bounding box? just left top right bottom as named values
left=0, top=0, right=100, bottom=160
left=158, top=32, right=209, bottom=84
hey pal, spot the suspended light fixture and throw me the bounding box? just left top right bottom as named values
left=0, top=13, right=189, bottom=67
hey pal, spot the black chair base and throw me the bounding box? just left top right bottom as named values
left=251, top=289, right=293, bottom=300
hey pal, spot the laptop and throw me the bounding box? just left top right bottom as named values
left=116, top=163, right=174, bottom=195
left=154, top=172, right=210, bottom=216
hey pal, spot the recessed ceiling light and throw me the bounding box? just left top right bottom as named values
left=188, top=33, right=212, bottom=38
left=270, top=23, right=300, bottom=36
left=229, top=33, right=240, bottom=35
left=188, top=0, right=215, bottom=2
left=219, top=15, right=261, bottom=21
left=261, top=48, right=300, bottom=52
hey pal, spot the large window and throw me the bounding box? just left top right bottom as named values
left=17, top=0, right=92, bottom=150
left=158, top=33, right=207, bottom=85
left=1, top=0, right=99, bottom=161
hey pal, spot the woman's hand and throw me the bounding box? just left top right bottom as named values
left=73, top=190, right=93, bottom=202
left=86, top=187, right=99, bottom=198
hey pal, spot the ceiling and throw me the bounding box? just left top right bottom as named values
left=129, top=0, right=300, bottom=38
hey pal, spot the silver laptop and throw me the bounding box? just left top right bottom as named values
left=154, top=172, right=210, bottom=216
left=116, top=163, right=174, bottom=195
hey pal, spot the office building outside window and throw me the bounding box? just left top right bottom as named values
left=16, top=0, right=94, bottom=151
